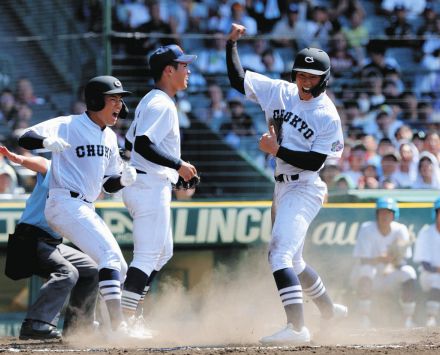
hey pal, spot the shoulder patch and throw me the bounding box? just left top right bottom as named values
left=331, top=140, right=344, bottom=152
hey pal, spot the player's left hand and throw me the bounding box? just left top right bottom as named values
left=0, top=146, right=23, bottom=165
left=259, top=125, right=280, bottom=156
left=120, top=165, right=137, bottom=186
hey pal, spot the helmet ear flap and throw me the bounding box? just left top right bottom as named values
left=119, top=101, right=129, bottom=119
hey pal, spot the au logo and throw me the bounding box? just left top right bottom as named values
left=305, top=56, right=314, bottom=63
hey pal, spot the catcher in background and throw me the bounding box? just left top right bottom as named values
left=121, top=44, right=198, bottom=331
left=350, top=197, right=417, bottom=329
left=413, top=197, right=440, bottom=327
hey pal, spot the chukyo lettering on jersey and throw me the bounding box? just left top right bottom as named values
left=76, top=145, right=112, bottom=158
left=273, top=109, right=314, bottom=139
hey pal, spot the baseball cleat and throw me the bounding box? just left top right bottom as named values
left=260, top=324, right=311, bottom=345
left=127, top=315, right=153, bottom=339
left=404, top=317, right=416, bottom=329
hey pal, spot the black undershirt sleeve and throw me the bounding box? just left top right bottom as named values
left=226, top=40, right=245, bottom=95
left=134, top=135, right=182, bottom=170
left=422, top=261, right=437, bottom=273
left=125, top=137, right=133, bottom=152
left=102, top=175, right=124, bottom=193
left=276, top=147, right=327, bottom=171
left=18, top=130, right=45, bottom=150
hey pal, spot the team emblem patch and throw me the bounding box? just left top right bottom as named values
left=114, top=80, right=122, bottom=87
left=331, top=140, right=344, bottom=152
left=305, top=56, right=314, bottom=63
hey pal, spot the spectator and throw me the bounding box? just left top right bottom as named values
left=270, top=3, right=302, bottom=50
left=423, top=131, right=440, bottom=161
left=341, top=10, right=369, bottom=64
left=379, top=150, right=401, bottom=188
left=173, top=0, right=209, bottom=35
left=220, top=93, right=256, bottom=151
left=343, top=143, right=367, bottom=187
left=412, top=130, right=426, bottom=153
left=194, top=83, right=228, bottom=132
left=0, top=155, right=18, bottom=194
left=385, top=5, right=414, bottom=43
left=133, top=0, right=177, bottom=56
left=195, top=31, right=227, bottom=75
left=329, top=0, right=365, bottom=24
left=241, top=38, right=285, bottom=74
left=320, top=162, right=342, bottom=191
left=358, top=163, right=380, bottom=189
left=217, top=1, right=258, bottom=35
left=394, top=141, right=418, bottom=187
left=412, top=151, right=440, bottom=189
left=328, top=31, right=358, bottom=78
left=15, top=78, right=45, bottom=106
left=380, top=0, right=426, bottom=21
left=398, top=92, right=419, bottom=123
left=245, top=0, right=281, bottom=33
left=414, top=48, right=440, bottom=99
left=361, top=40, right=400, bottom=80
left=299, top=5, right=337, bottom=52
left=394, top=124, right=413, bottom=142
left=0, top=89, right=17, bottom=128
left=364, top=105, right=403, bottom=143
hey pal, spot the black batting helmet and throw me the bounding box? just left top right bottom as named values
left=291, top=48, right=331, bottom=97
left=84, top=76, right=132, bottom=117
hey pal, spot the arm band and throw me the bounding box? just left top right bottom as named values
left=18, top=131, right=45, bottom=150
left=102, top=175, right=124, bottom=193
left=134, top=135, right=182, bottom=170
left=226, top=40, right=245, bottom=95
left=422, top=261, right=437, bottom=272
left=276, top=147, right=327, bottom=171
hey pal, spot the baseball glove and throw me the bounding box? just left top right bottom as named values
left=173, top=175, right=200, bottom=190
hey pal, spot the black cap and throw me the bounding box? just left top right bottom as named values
left=85, top=76, right=131, bottom=98
left=149, top=44, right=197, bottom=74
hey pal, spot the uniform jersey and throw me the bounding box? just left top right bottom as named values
left=25, top=113, right=121, bottom=202
left=126, top=89, right=180, bottom=183
left=414, top=224, right=440, bottom=267
left=353, top=220, right=412, bottom=259
left=244, top=71, right=344, bottom=177
left=19, top=161, right=61, bottom=239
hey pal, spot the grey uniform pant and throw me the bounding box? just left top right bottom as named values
left=26, top=240, right=99, bottom=331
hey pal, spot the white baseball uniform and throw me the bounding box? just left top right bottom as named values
left=414, top=224, right=440, bottom=291
left=123, top=89, right=178, bottom=276
left=24, top=113, right=127, bottom=278
left=243, top=70, right=344, bottom=273
left=351, top=220, right=416, bottom=291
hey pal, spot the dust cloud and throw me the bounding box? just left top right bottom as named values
left=65, top=248, right=428, bottom=348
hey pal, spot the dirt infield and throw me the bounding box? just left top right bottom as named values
left=1, top=327, right=440, bottom=354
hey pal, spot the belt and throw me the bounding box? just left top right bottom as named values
left=70, top=191, right=92, bottom=203
left=274, top=174, right=299, bottom=183
left=136, top=169, right=147, bottom=174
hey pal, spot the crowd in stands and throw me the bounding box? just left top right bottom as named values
left=1, top=0, right=440, bottom=196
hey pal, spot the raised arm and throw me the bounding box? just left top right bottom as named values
left=226, top=23, right=247, bottom=95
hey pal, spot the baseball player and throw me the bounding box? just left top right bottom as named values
left=226, top=24, right=347, bottom=344
left=17, top=76, right=139, bottom=337
left=351, top=197, right=417, bottom=329
left=2, top=146, right=98, bottom=340
left=413, top=197, right=440, bottom=327
left=120, top=44, right=198, bottom=327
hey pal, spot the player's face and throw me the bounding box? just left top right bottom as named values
left=172, top=63, right=191, bottom=91
left=295, top=72, right=321, bottom=101
left=377, top=209, right=394, bottom=227
left=97, top=94, right=124, bottom=127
